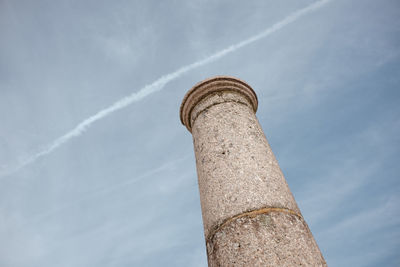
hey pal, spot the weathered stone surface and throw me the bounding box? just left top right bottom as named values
left=207, top=210, right=326, bottom=267
left=191, top=92, right=300, bottom=238
left=180, top=76, right=326, bottom=266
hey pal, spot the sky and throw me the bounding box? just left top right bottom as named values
left=0, top=0, right=399, bottom=266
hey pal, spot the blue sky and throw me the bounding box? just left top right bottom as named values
left=0, top=0, right=399, bottom=266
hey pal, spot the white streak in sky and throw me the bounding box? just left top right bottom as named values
left=0, top=0, right=331, bottom=177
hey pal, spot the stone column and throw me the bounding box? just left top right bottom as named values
left=180, top=76, right=326, bottom=266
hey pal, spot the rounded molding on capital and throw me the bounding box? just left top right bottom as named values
left=180, top=76, right=258, bottom=132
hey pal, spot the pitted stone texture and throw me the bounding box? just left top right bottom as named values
left=190, top=91, right=253, bottom=130
left=191, top=92, right=300, bottom=238
left=207, top=211, right=326, bottom=267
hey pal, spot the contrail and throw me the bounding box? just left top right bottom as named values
left=0, top=0, right=331, bottom=177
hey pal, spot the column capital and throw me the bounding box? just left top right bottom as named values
left=180, top=76, right=258, bottom=132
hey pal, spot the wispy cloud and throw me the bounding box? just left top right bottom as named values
left=320, top=195, right=400, bottom=266
left=0, top=0, right=332, bottom=177
left=22, top=155, right=190, bottom=227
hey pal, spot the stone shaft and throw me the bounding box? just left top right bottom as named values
left=180, top=76, right=326, bottom=266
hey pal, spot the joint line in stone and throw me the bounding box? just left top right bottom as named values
left=206, top=207, right=302, bottom=244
